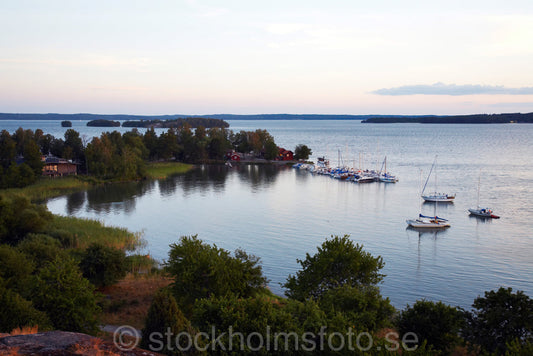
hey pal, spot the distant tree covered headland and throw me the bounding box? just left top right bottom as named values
left=122, top=117, right=229, bottom=128
left=86, top=119, right=120, bottom=127
left=362, top=112, right=533, bottom=123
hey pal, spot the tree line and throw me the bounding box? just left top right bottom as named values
left=0, top=126, right=311, bottom=188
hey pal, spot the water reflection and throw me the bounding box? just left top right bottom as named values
left=85, top=180, right=156, bottom=214
left=66, top=191, right=86, bottom=215
left=234, top=164, right=288, bottom=191
left=62, top=164, right=288, bottom=214
left=157, top=164, right=287, bottom=197
left=159, top=165, right=230, bottom=197
left=406, top=226, right=449, bottom=239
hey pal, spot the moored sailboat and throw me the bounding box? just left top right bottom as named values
left=421, top=156, right=455, bottom=202
left=407, top=167, right=451, bottom=229
left=468, top=172, right=500, bottom=218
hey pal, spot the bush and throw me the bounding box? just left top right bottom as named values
left=17, top=233, right=65, bottom=269
left=397, top=300, right=465, bottom=352
left=284, top=235, right=385, bottom=301
left=166, top=235, right=268, bottom=314
left=294, top=144, right=312, bottom=160
left=31, top=256, right=101, bottom=334
left=0, top=278, right=51, bottom=333
left=141, top=288, right=199, bottom=355
left=319, top=285, right=394, bottom=332
left=79, top=243, right=127, bottom=288
left=464, top=287, right=533, bottom=354
left=0, top=244, right=35, bottom=295
left=0, top=195, right=52, bottom=244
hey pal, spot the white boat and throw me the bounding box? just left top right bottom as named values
left=354, top=174, right=376, bottom=183
left=422, top=193, right=455, bottom=202
left=407, top=167, right=451, bottom=229
left=378, top=156, right=398, bottom=183
left=468, top=172, right=500, bottom=218
left=406, top=214, right=451, bottom=228
left=421, top=156, right=455, bottom=202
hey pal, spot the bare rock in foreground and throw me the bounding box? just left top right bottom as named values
left=0, top=330, right=161, bottom=356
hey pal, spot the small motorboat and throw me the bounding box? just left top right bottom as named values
left=468, top=207, right=500, bottom=219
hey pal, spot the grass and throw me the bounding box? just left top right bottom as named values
left=1, top=162, right=192, bottom=202
left=145, top=162, right=193, bottom=179
left=100, top=273, right=173, bottom=329
left=47, top=215, right=144, bottom=251
left=0, top=176, right=94, bottom=202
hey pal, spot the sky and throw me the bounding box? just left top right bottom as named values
left=1, top=0, right=533, bottom=115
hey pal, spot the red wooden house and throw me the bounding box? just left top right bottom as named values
left=278, top=148, right=294, bottom=161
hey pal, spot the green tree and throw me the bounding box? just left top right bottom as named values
left=0, top=130, right=16, bottom=169
left=0, top=195, right=52, bottom=244
left=64, top=129, right=84, bottom=160
left=0, top=278, right=52, bottom=333
left=264, top=140, right=279, bottom=160
left=141, top=288, right=199, bottom=355
left=397, top=300, right=465, bottom=353
left=79, top=243, right=127, bottom=288
left=294, top=144, right=312, bottom=161
left=23, top=140, right=43, bottom=176
left=31, top=256, right=101, bottom=334
left=464, top=287, right=533, bottom=354
left=319, top=285, right=394, bottom=331
left=17, top=233, right=65, bottom=269
left=283, top=235, right=385, bottom=301
left=166, top=235, right=268, bottom=313
left=0, top=244, right=35, bottom=296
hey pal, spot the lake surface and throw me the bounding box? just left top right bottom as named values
left=3, top=119, right=533, bottom=309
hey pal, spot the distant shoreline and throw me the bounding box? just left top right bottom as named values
left=1, top=112, right=532, bottom=123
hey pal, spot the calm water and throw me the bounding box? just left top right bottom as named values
left=2, top=119, right=532, bottom=309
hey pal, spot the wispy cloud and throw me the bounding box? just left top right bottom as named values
left=372, top=83, right=533, bottom=96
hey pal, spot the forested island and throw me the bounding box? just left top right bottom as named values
left=86, top=119, right=120, bottom=127
left=362, top=112, right=533, bottom=123
left=122, top=117, right=229, bottom=128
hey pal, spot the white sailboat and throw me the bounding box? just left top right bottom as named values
left=378, top=156, right=398, bottom=183
left=407, top=168, right=451, bottom=229
left=468, top=172, right=500, bottom=219
left=421, top=156, right=455, bottom=202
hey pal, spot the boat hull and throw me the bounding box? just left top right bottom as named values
left=468, top=208, right=500, bottom=219
left=406, top=219, right=451, bottom=228
left=422, top=195, right=455, bottom=202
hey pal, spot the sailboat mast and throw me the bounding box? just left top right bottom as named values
left=421, top=155, right=437, bottom=195
left=477, top=170, right=481, bottom=207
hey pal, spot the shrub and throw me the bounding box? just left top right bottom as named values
left=141, top=288, right=199, bottom=355
left=0, top=244, right=35, bottom=295
left=31, top=256, right=101, bottom=334
left=0, top=278, right=51, bottom=333
left=284, top=234, right=385, bottom=301
left=165, top=235, right=267, bottom=314
left=397, top=299, right=465, bottom=352
left=79, top=243, right=127, bottom=288
left=17, top=233, right=65, bottom=268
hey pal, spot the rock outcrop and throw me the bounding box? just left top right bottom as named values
left=0, top=331, right=161, bottom=356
